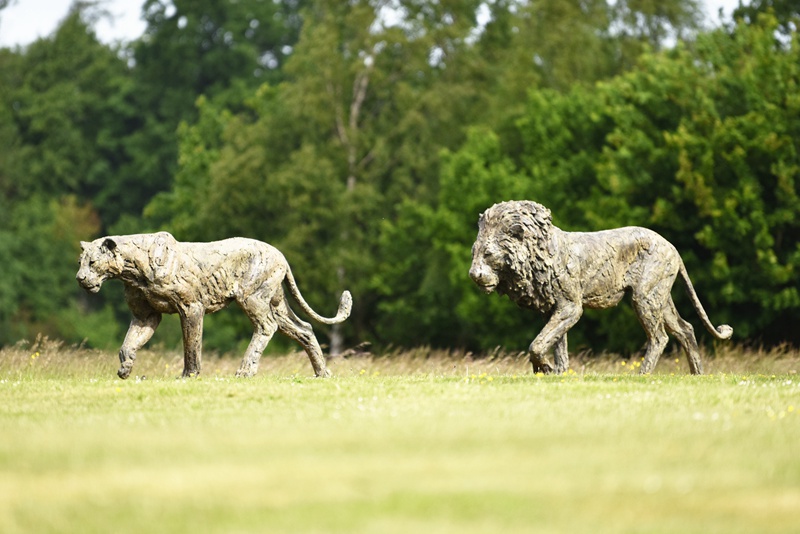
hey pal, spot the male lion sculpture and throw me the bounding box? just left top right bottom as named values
left=76, top=232, right=351, bottom=379
left=469, top=201, right=732, bottom=375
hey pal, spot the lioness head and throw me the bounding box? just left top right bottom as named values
left=76, top=238, right=123, bottom=293
left=469, top=201, right=553, bottom=294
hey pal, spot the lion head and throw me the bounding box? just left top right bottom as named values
left=469, top=200, right=560, bottom=312
left=76, top=238, right=124, bottom=293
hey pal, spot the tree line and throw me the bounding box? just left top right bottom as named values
left=1, top=0, right=798, bottom=355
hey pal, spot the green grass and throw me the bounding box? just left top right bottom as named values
left=1, top=338, right=798, bottom=533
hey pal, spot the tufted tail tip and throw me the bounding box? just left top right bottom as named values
left=716, top=324, right=733, bottom=340
left=338, top=290, right=353, bottom=320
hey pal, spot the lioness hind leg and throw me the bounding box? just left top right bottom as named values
left=179, top=303, right=205, bottom=378
left=236, top=324, right=278, bottom=378
left=273, top=295, right=330, bottom=378
left=236, top=295, right=278, bottom=378
left=663, top=298, right=703, bottom=375
left=632, top=296, right=669, bottom=375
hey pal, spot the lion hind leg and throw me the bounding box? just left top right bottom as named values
left=274, top=295, right=330, bottom=378
left=663, top=298, right=703, bottom=375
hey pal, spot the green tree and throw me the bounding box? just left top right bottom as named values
left=373, top=0, right=704, bottom=351
left=147, top=0, right=708, bottom=352
left=732, top=0, right=799, bottom=36
left=474, top=0, right=702, bottom=109
left=0, top=195, right=109, bottom=344
left=411, top=13, right=800, bottom=352
left=3, top=7, right=137, bottom=207
left=0, top=6, right=139, bottom=345
left=118, top=0, right=308, bottom=233
left=146, top=0, right=492, bottom=351
left=373, top=128, right=539, bottom=348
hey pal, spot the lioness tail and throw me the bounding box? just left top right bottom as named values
left=284, top=265, right=352, bottom=325
left=678, top=262, right=733, bottom=340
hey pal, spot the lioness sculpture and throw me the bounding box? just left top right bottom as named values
left=469, top=201, right=732, bottom=375
left=76, top=232, right=351, bottom=379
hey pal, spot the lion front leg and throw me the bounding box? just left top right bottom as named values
left=553, top=334, right=569, bottom=374
left=529, top=304, right=582, bottom=375
left=118, top=313, right=161, bottom=379
left=179, top=303, right=204, bottom=378
left=529, top=349, right=554, bottom=374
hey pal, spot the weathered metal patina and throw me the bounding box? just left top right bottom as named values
left=469, top=201, right=732, bottom=375
left=77, top=232, right=351, bottom=379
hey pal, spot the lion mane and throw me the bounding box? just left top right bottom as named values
left=476, top=201, right=561, bottom=313
left=470, top=200, right=732, bottom=376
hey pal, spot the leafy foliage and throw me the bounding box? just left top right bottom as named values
left=399, top=13, right=800, bottom=351
left=1, top=1, right=797, bottom=357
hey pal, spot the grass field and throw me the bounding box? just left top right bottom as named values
left=1, top=338, right=798, bottom=533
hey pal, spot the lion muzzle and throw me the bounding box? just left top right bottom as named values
left=469, top=264, right=499, bottom=293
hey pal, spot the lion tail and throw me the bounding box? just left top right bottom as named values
left=284, top=265, right=352, bottom=325
left=678, top=262, right=733, bottom=340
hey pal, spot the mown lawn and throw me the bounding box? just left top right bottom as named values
left=0, top=340, right=798, bottom=533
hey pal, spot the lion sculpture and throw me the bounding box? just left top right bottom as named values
left=76, top=232, right=351, bottom=379
left=469, top=200, right=732, bottom=375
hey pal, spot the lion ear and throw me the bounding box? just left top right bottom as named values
left=509, top=223, right=525, bottom=239
left=102, top=238, right=118, bottom=252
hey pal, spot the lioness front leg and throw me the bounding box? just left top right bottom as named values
left=179, top=303, right=204, bottom=377
left=529, top=303, right=582, bottom=374
left=118, top=312, right=162, bottom=379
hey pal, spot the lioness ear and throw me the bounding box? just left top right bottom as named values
left=509, top=223, right=525, bottom=239
left=102, top=238, right=118, bottom=252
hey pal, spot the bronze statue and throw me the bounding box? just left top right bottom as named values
left=77, top=232, right=351, bottom=379
left=469, top=201, right=732, bottom=375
